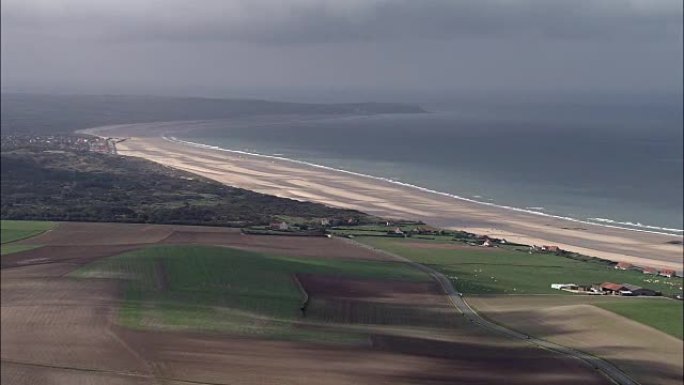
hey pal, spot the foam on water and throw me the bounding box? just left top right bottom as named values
left=587, top=218, right=683, bottom=234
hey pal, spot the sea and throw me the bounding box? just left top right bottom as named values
left=175, top=96, right=684, bottom=236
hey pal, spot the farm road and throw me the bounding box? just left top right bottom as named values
left=344, top=237, right=640, bottom=385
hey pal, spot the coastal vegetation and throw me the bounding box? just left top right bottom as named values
left=0, top=147, right=376, bottom=228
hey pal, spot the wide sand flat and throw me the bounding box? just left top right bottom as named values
left=91, top=128, right=682, bottom=271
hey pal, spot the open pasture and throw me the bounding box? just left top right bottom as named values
left=360, top=237, right=684, bottom=296
left=596, top=299, right=683, bottom=339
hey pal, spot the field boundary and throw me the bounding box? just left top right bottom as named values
left=292, top=274, right=310, bottom=316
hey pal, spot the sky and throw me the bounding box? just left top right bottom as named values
left=1, top=0, right=682, bottom=101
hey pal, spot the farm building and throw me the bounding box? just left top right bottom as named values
left=411, top=225, right=440, bottom=235
left=595, top=282, right=659, bottom=296
left=659, top=269, right=676, bottom=278
left=269, top=221, right=289, bottom=231
left=596, top=282, right=627, bottom=295
left=642, top=267, right=658, bottom=275
left=622, top=284, right=659, bottom=297
left=387, top=227, right=406, bottom=237
left=551, top=283, right=596, bottom=294
left=551, top=283, right=578, bottom=290
left=481, top=238, right=493, bottom=247
left=614, top=262, right=633, bottom=271
left=541, top=245, right=561, bottom=252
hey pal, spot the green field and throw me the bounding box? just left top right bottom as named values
left=0, top=244, right=40, bottom=256
left=0, top=220, right=54, bottom=255
left=359, top=237, right=683, bottom=296
left=1, top=220, right=55, bottom=244
left=597, top=300, right=684, bottom=339
left=73, top=245, right=428, bottom=341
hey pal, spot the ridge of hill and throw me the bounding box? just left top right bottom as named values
left=1, top=93, right=426, bottom=135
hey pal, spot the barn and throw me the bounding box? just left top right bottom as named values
left=597, top=282, right=627, bottom=295
left=622, top=284, right=659, bottom=297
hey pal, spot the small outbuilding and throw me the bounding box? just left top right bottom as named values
left=614, top=262, right=633, bottom=271
left=551, top=283, right=577, bottom=290
left=270, top=221, right=289, bottom=231
left=659, top=269, right=676, bottom=278
left=388, top=227, right=406, bottom=237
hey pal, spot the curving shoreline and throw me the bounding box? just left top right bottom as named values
left=81, top=123, right=684, bottom=272
left=164, top=134, right=682, bottom=238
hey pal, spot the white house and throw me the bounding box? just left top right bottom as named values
left=551, top=283, right=577, bottom=290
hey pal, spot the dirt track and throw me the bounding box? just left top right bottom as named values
left=2, top=222, right=615, bottom=385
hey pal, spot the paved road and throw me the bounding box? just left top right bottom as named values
left=345, top=238, right=640, bottom=385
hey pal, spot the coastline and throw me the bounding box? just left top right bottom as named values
left=83, top=124, right=683, bottom=271
left=167, top=135, right=682, bottom=237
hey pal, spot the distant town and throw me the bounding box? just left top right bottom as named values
left=0, top=134, right=124, bottom=154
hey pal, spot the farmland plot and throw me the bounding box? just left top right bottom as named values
left=1, top=222, right=618, bottom=385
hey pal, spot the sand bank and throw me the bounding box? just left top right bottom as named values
left=85, top=125, right=683, bottom=271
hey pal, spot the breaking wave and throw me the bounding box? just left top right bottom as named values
left=164, top=135, right=683, bottom=238
left=587, top=218, right=683, bottom=234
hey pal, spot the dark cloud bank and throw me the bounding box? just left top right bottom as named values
left=1, top=0, right=682, bottom=98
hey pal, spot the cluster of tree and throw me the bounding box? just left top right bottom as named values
left=1, top=148, right=377, bottom=227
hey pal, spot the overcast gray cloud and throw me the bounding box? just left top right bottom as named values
left=2, top=0, right=682, bottom=43
left=1, top=0, right=682, bottom=97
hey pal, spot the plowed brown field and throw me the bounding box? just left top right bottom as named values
left=2, top=222, right=614, bottom=385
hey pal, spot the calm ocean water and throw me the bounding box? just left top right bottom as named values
left=177, top=101, right=683, bottom=235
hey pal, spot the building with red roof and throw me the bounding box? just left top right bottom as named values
left=659, top=269, right=676, bottom=278
left=614, top=262, right=633, bottom=270
left=598, top=282, right=627, bottom=294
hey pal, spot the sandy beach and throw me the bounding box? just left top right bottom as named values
left=85, top=124, right=683, bottom=271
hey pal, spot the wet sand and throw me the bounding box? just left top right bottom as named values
left=85, top=125, right=683, bottom=271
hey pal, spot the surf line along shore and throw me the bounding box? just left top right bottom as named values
left=81, top=125, right=683, bottom=272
